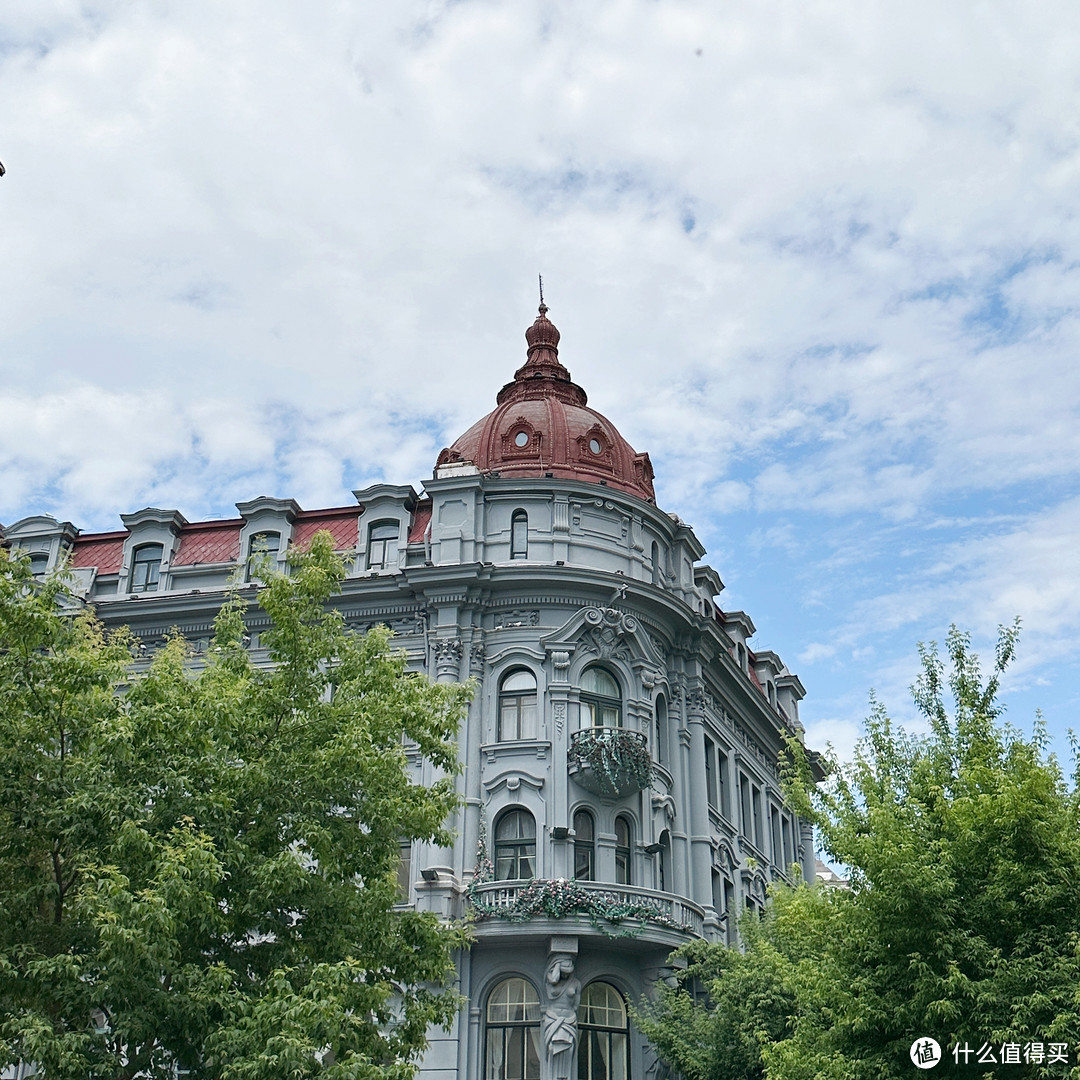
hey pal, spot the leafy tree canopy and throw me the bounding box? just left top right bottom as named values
left=637, top=623, right=1080, bottom=1080
left=0, top=534, right=471, bottom=1079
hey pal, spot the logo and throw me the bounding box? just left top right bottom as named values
left=911, top=1038, right=941, bottom=1069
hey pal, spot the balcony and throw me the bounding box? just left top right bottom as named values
left=568, top=727, right=651, bottom=798
left=469, top=877, right=705, bottom=938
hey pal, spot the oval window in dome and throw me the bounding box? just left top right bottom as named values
left=515, top=430, right=529, bottom=448
left=589, top=438, right=602, bottom=455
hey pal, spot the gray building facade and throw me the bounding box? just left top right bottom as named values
left=3, top=304, right=816, bottom=1080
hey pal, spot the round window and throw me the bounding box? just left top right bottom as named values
left=515, top=431, right=529, bottom=448
left=589, top=438, right=602, bottom=454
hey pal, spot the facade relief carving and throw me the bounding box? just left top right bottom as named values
left=579, top=606, right=639, bottom=661
left=495, top=609, right=541, bottom=629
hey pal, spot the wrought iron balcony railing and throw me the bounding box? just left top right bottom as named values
left=469, top=877, right=705, bottom=937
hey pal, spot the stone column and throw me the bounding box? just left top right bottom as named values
left=684, top=688, right=714, bottom=917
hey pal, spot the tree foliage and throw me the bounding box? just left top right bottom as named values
left=0, top=534, right=471, bottom=1079
left=637, top=623, right=1080, bottom=1080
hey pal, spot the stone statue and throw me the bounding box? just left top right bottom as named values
left=542, top=954, right=581, bottom=1080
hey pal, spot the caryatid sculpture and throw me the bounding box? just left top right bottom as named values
left=542, top=954, right=581, bottom=1080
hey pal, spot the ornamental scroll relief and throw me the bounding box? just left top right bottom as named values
left=579, top=606, right=639, bottom=662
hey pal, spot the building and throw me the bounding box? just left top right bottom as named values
left=3, top=304, right=817, bottom=1080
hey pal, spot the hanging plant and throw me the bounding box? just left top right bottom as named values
left=472, top=804, right=494, bottom=884
left=568, top=727, right=652, bottom=797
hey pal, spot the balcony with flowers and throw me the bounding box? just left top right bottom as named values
left=469, top=877, right=705, bottom=940
left=567, top=726, right=651, bottom=798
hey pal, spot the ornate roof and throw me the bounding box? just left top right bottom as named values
left=437, top=305, right=655, bottom=502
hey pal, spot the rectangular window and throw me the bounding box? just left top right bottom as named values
left=752, top=786, right=764, bottom=850
left=718, top=750, right=730, bottom=818
left=723, top=878, right=736, bottom=945
left=704, top=736, right=717, bottom=808
left=739, top=774, right=752, bottom=840
left=131, top=544, right=163, bottom=592
left=397, top=841, right=412, bottom=902
left=782, top=815, right=794, bottom=870
left=770, top=805, right=782, bottom=864
left=510, top=511, right=528, bottom=559
left=367, top=522, right=399, bottom=570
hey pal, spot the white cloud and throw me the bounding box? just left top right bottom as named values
left=4, top=0, right=1080, bottom=752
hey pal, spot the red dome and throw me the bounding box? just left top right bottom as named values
left=437, top=306, right=655, bottom=502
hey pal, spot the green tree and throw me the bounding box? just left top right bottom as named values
left=0, top=534, right=471, bottom=1079
left=637, top=624, right=1080, bottom=1080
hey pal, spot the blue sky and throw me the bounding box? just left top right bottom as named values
left=3, top=0, right=1080, bottom=766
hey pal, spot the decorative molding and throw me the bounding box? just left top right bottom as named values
left=483, top=770, right=546, bottom=795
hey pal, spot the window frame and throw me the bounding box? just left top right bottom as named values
left=510, top=509, right=528, bottom=560
left=573, top=809, right=595, bottom=881
left=580, top=666, right=621, bottom=729
left=614, top=816, right=632, bottom=885
left=130, top=543, right=164, bottom=593
left=366, top=521, right=400, bottom=571
left=245, top=530, right=282, bottom=581
left=494, top=808, right=536, bottom=882
left=485, top=977, right=541, bottom=1080
left=577, top=982, right=629, bottom=1080
left=497, top=668, right=538, bottom=741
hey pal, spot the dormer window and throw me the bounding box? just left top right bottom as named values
left=131, top=544, right=163, bottom=592
left=367, top=522, right=399, bottom=571
left=246, top=531, right=281, bottom=581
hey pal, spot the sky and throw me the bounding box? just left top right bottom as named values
left=3, top=0, right=1080, bottom=768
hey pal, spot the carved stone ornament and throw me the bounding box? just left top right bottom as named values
left=552, top=701, right=566, bottom=736
left=580, top=606, right=638, bottom=661
left=470, top=642, right=486, bottom=678
left=433, top=637, right=463, bottom=677
left=542, top=955, right=581, bottom=1080
left=549, top=649, right=571, bottom=676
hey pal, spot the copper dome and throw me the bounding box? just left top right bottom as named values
left=436, top=306, right=655, bottom=502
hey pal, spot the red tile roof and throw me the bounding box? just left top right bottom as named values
left=409, top=499, right=432, bottom=544
left=172, top=520, right=242, bottom=566
left=291, top=508, right=359, bottom=551
left=70, top=533, right=126, bottom=574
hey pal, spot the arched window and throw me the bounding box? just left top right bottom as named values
left=28, top=550, right=49, bottom=578
left=654, top=696, right=667, bottom=767
left=494, top=809, right=536, bottom=881
left=580, top=668, right=620, bottom=728
left=578, top=982, right=628, bottom=1080
left=131, top=543, right=164, bottom=592
left=486, top=977, right=541, bottom=1080
left=367, top=521, right=399, bottom=570
left=246, top=531, right=281, bottom=581
left=498, top=669, right=538, bottom=741
left=650, top=540, right=661, bottom=585
left=657, top=829, right=671, bottom=893
left=510, top=510, right=528, bottom=560
left=573, top=809, right=595, bottom=881
left=614, top=816, right=632, bottom=885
